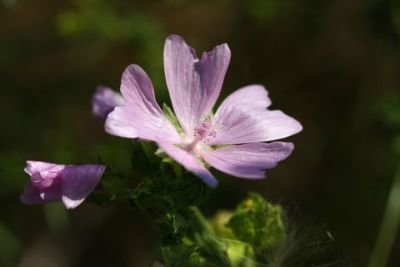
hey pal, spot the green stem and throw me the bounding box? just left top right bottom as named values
left=188, top=206, right=230, bottom=266
left=368, top=163, right=400, bottom=267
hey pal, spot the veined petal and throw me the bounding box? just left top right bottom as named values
left=120, top=64, right=160, bottom=111
left=105, top=64, right=181, bottom=143
left=201, top=142, right=294, bottom=179
left=157, top=142, right=218, bottom=187
left=105, top=106, right=139, bottom=139
left=61, top=164, right=106, bottom=209
left=210, top=108, right=302, bottom=145
left=216, top=85, right=271, bottom=113
left=164, top=34, right=231, bottom=135
left=106, top=106, right=181, bottom=143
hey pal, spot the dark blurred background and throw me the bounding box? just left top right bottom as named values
left=1, top=0, right=400, bottom=266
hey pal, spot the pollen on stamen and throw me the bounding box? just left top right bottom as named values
left=194, top=120, right=217, bottom=143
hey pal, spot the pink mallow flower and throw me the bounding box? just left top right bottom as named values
left=92, top=85, right=124, bottom=118
left=21, top=161, right=105, bottom=209
left=105, top=34, right=302, bottom=187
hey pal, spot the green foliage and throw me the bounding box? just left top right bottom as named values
left=158, top=206, right=258, bottom=267
left=159, top=207, right=230, bottom=267
left=381, top=95, right=400, bottom=128
left=146, top=191, right=289, bottom=266
left=241, top=0, right=293, bottom=23
left=0, top=154, right=25, bottom=197
left=0, top=222, right=21, bottom=267
left=209, top=210, right=235, bottom=239
left=381, top=94, right=400, bottom=154
left=163, top=103, right=184, bottom=135
left=127, top=143, right=227, bottom=266
left=131, top=141, right=158, bottom=174
left=129, top=150, right=211, bottom=214
left=56, top=0, right=166, bottom=93
left=88, top=157, right=132, bottom=205
left=88, top=147, right=291, bottom=266
left=227, top=192, right=286, bottom=253
left=368, top=93, right=400, bottom=267
left=57, top=0, right=160, bottom=43
left=1, top=0, right=17, bottom=8
left=102, top=141, right=282, bottom=266
left=160, top=243, right=204, bottom=266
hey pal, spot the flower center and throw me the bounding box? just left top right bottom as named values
left=194, top=120, right=216, bottom=142
left=185, top=119, right=216, bottom=152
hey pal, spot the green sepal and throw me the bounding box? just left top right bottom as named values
left=163, top=103, right=183, bottom=134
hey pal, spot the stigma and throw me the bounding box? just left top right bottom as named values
left=184, top=119, right=217, bottom=152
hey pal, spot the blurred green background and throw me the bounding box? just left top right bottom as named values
left=1, top=0, right=400, bottom=266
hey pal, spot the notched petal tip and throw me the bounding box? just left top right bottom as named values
left=164, top=34, right=231, bottom=134
left=166, top=34, right=231, bottom=61
left=201, top=42, right=231, bottom=65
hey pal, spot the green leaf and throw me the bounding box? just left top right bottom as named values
left=160, top=243, right=205, bottom=267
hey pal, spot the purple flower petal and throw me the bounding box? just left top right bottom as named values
left=164, top=34, right=231, bottom=135
left=21, top=181, right=62, bottom=204
left=23, top=161, right=65, bottom=190
left=24, top=161, right=65, bottom=176
left=210, top=108, right=302, bottom=145
left=216, top=85, right=271, bottom=112
left=92, top=86, right=124, bottom=119
left=61, top=165, right=106, bottom=209
left=105, top=64, right=181, bottom=143
left=21, top=161, right=105, bottom=209
left=201, top=142, right=294, bottom=179
left=104, top=106, right=139, bottom=139
left=157, top=142, right=218, bottom=187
